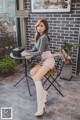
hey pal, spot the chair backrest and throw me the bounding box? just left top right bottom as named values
left=54, top=56, right=64, bottom=76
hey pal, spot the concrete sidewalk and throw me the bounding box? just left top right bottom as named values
left=0, top=69, right=80, bottom=120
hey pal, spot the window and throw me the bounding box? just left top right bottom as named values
left=0, top=0, right=17, bottom=55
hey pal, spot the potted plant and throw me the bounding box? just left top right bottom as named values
left=59, top=42, right=80, bottom=80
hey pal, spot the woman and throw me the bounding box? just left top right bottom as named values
left=21, top=18, right=50, bottom=58
left=29, top=19, right=55, bottom=116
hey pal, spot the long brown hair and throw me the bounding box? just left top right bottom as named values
left=34, top=18, right=50, bottom=42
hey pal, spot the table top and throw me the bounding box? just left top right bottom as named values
left=10, top=52, right=33, bottom=60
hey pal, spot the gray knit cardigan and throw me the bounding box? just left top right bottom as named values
left=29, top=34, right=49, bottom=58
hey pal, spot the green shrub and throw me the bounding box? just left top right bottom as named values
left=0, top=48, right=6, bottom=59
left=0, top=55, right=16, bottom=76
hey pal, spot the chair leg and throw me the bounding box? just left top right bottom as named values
left=46, top=76, right=58, bottom=89
left=46, top=78, right=64, bottom=97
left=42, top=75, right=50, bottom=86
left=50, top=76, right=61, bottom=87
left=43, top=75, right=60, bottom=87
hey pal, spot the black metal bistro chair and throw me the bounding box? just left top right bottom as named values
left=43, top=55, right=64, bottom=97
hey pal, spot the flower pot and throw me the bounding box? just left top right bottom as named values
left=60, top=64, right=73, bottom=80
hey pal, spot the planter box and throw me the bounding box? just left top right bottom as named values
left=60, top=64, right=73, bottom=80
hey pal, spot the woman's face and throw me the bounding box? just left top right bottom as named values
left=37, top=22, right=46, bottom=34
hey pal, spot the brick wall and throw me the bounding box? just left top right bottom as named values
left=24, top=0, right=80, bottom=75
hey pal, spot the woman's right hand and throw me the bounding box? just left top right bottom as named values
left=21, top=50, right=32, bottom=56
left=21, top=50, right=28, bottom=56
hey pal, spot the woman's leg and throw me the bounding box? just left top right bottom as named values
left=33, top=65, right=50, bottom=81
left=33, top=66, right=50, bottom=116
left=30, top=64, right=41, bottom=77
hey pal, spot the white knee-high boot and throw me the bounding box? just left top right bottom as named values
left=33, top=78, right=46, bottom=116
left=43, top=90, right=48, bottom=104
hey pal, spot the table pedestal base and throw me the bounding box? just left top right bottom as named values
left=13, top=75, right=32, bottom=96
